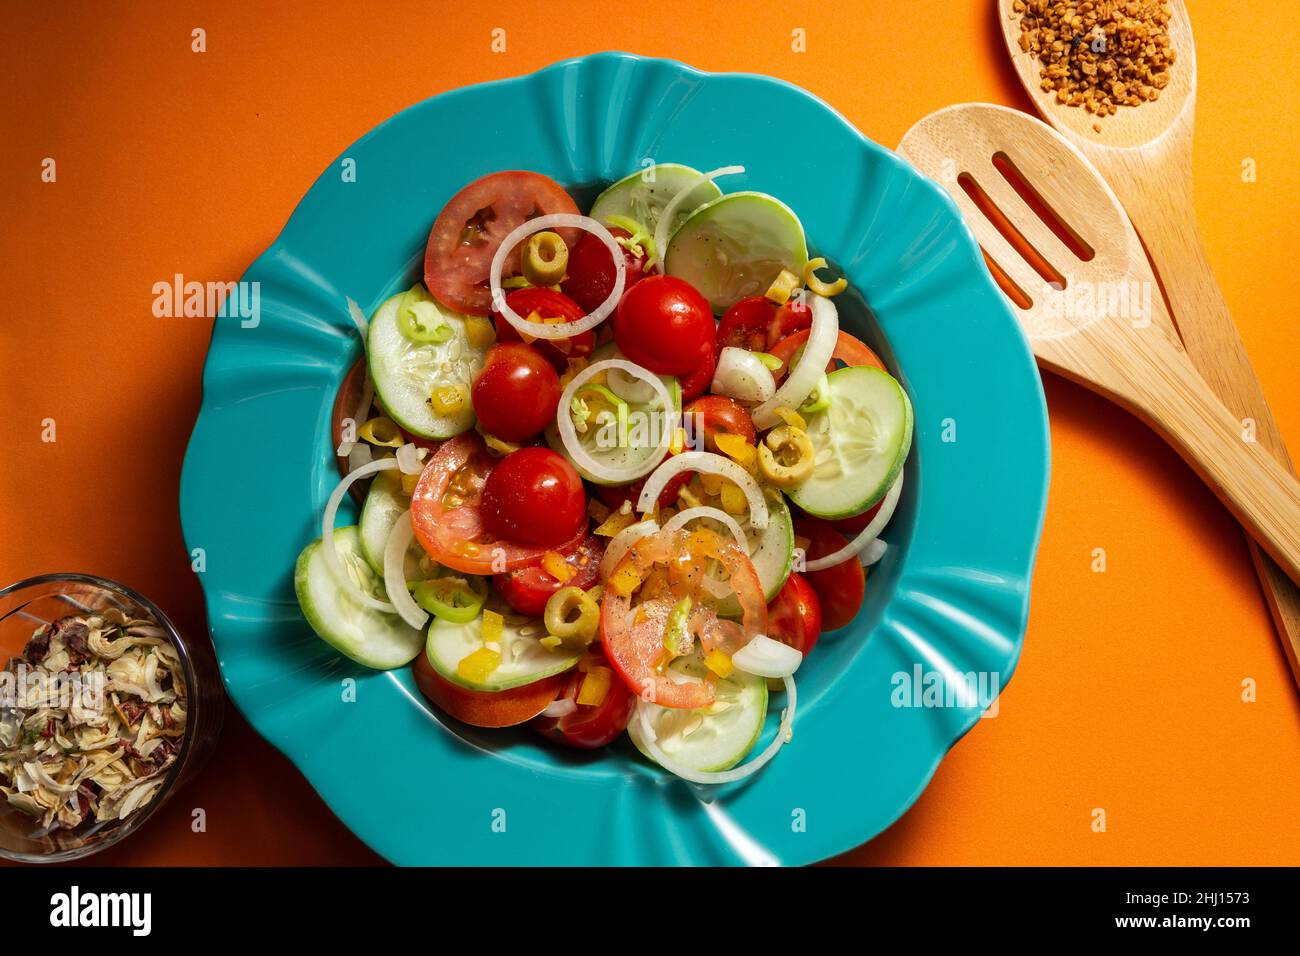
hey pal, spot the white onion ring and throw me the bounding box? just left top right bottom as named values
left=346, top=296, right=370, bottom=344
left=637, top=452, right=769, bottom=530
left=540, top=698, right=577, bottom=719
left=383, top=511, right=429, bottom=631
left=653, top=165, right=745, bottom=274
left=322, top=457, right=402, bottom=613
left=861, top=538, right=887, bottom=568
left=751, top=294, right=840, bottom=430
left=635, top=675, right=796, bottom=785
left=558, top=359, right=677, bottom=483
left=489, top=214, right=624, bottom=340
left=803, top=472, right=903, bottom=571
left=732, top=635, right=803, bottom=679
left=662, top=506, right=748, bottom=553
left=599, top=519, right=660, bottom=581
left=712, top=347, right=776, bottom=404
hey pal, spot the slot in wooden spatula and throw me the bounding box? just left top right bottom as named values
left=898, top=103, right=1300, bottom=585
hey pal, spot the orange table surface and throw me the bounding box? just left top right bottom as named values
left=2, top=0, right=1297, bottom=867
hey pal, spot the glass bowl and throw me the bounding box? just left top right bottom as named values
left=0, top=574, right=223, bottom=862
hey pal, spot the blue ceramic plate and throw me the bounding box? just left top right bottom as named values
left=180, top=53, right=1049, bottom=866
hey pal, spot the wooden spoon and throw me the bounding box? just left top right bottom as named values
left=897, top=104, right=1300, bottom=589
left=993, top=0, right=1300, bottom=678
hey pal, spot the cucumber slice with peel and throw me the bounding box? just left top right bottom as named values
left=664, top=192, right=809, bottom=312
left=367, top=291, right=488, bottom=439
left=629, top=654, right=767, bottom=773
left=589, top=163, right=722, bottom=237
left=716, top=494, right=793, bottom=616
left=358, top=471, right=436, bottom=579
left=425, top=604, right=582, bottom=692
left=788, top=365, right=913, bottom=519
left=294, top=526, right=425, bottom=669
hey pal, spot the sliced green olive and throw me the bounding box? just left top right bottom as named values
left=758, top=425, right=815, bottom=489
left=544, top=586, right=599, bottom=643
left=522, top=231, right=569, bottom=287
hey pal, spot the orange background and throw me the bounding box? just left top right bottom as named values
left=2, top=0, right=1297, bottom=866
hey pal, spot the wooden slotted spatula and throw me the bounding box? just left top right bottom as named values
left=897, top=104, right=1300, bottom=591
left=993, top=0, right=1300, bottom=684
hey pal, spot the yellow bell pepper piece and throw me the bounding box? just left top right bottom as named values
left=400, top=473, right=420, bottom=496
left=431, top=384, right=466, bottom=416
left=457, top=646, right=501, bottom=684
left=480, top=608, right=504, bottom=645
left=539, top=636, right=563, bottom=651
left=594, top=510, right=636, bottom=537
left=541, top=550, right=575, bottom=584
left=464, top=315, right=496, bottom=349
left=772, top=406, right=807, bottom=431
left=703, top=648, right=734, bottom=679
left=608, top=563, right=644, bottom=598
left=719, top=482, right=748, bottom=515
left=713, top=432, right=757, bottom=470
left=576, top=666, right=612, bottom=707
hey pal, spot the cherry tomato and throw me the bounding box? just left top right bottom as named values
left=677, top=342, right=717, bottom=403
left=766, top=573, right=823, bottom=656
left=492, top=288, right=594, bottom=371
left=770, top=328, right=886, bottom=380
left=596, top=472, right=690, bottom=512
left=832, top=497, right=884, bottom=536
left=682, top=395, right=756, bottom=452
left=413, top=648, right=565, bottom=728
left=600, top=528, right=767, bottom=708
left=532, top=650, right=635, bottom=749
left=715, top=296, right=813, bottom=354
left=424, top=171, right=579, bottom=316
left=561, top=227, right=647, bottom=314
left=471, top=343, right=561, bottom=441
left=494, top=533, right=604, bottom=616
left=410, top=434, right=586, bottom=575
left=793, top=517, right=866, bottom=631
left=614, top=275, right=715, bottom=376
left=480, top=447, right=586, bottom=548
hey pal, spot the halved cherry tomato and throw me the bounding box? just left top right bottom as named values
left=614, top=275, right=715, bottom=376
left=480, top=447, right=586, bottom=548
left=561, top=227, right=647, bottom=315
left=833, top=497, right=884, bottom=536
left=492, top=288, right=594, bottom=371
left=770, top=328, right=886, bottom=380
left=410, top=434, right=586, bottom=575
left=494, top=533, right=604, bottom=616
left=793, top=517, right=865, bottom=631
left=767, top=573, right=823, bottom=656
left=471, top=342, right=561, bottom=441
left=413, top=648, right=566, bottom=728
left=532, top=650, right=635, bottom=749
left=600, top=528, right=767, bottom=708
left=596, top=472, right=691, bottom=512
left=424, top=171, right=579, bottom=316
left=715, top=296, right=813, bottom=354
left=682, top=395, right=756, bottom=452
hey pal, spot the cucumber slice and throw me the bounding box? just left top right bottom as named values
left=367, top=290, right=488, bottom=439
left=425, top=604, right=582, bottom=692
left=664, top=192, right=809, bottom=312
left=358, top=471, right=437, bottom=579
left=629, top=654, right=767, bottom=773
left=788, top=365, right=913, bottom=519
left=588, top=163, right=722, bottom=236
left=545, top=344, right=681, bottom=486
left=717, top=495, right=793, bottom=616
left=294, top=526, right=425, bottom=669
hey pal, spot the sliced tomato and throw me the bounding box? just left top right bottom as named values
left=677, top=343, right=717, bottom=403
left=767, top=573, right=822, bottom=656
left=424, top=171, right=580, bottom=316
left=494, top=533, right=604, bottom=616
left=600, top=528, right=767, bottom=709
left=682, top=395, right=756, bottom=452
left=413, top=649, right=565, bottom=728
left=532, top=650, right=635, bottom=749
left=715, top=297, right=812, bottom=355
left=770, top=328, right=886, bottom=380
left=793, top=517, right=866, bottom=631
left=332, top=357, right=369, bottom=487
left=410, top=433, right=586, bottom=575
left=492, top=287, right=595, bottom=371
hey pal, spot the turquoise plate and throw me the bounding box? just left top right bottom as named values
left=180, top=53, right=1049, bottom=866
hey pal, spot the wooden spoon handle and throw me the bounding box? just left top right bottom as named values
left=1121, top=331, right=1300, bottom=584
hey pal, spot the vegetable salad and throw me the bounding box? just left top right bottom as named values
left=296, top=164, right=913, bottom=784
